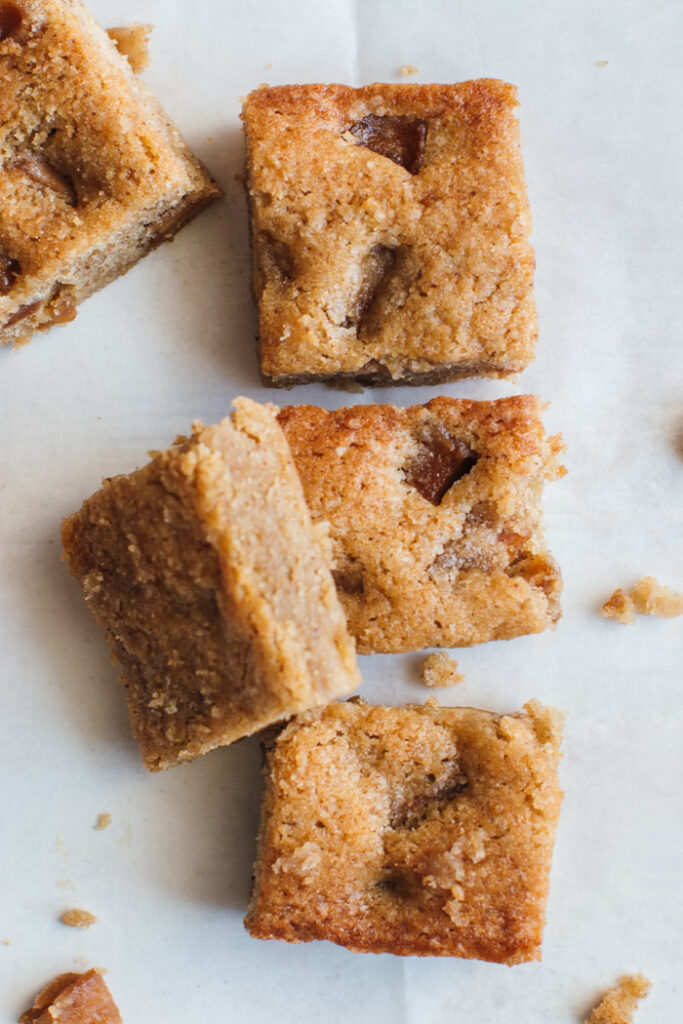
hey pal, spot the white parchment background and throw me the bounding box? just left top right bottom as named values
left=1, top=0, right=681, bottom=1020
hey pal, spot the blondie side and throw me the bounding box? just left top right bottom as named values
left=0, top=0, right=220, bottom=347
left=61, top=399, right=360, bottom=771
left=278, top=396, right=565, bottom=653
left=243, top=81, right=536, bottom=386
left=245, top=699, right=564, bottom=962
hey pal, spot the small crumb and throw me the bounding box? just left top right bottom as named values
left=421, top=652, right=465, bottom=689
left=586, top=974, right=651, bottom=1024
left=600, top=588, right=636, bottom=624
left=399, top=64, right=418, bottom=76
left=424, top=695, right=440, bottom=708
left=601, top=577, right=683, bottom=623
left=597, top=60, right=608, bottom=68
left=206, top=137, right=213, bottom=144
left=61, top=909, right=98, bottom=929
left=107, top=24, right=153, bottom=73
left=94, top=813, right=112, bottom=831
left=265, top=62, right=273, bottom=69
left=2, top=939, right=9, bottom=946
left=630, top=576, right=683, bottom=617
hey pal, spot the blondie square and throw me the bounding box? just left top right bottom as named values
left=0, top=0, right=220, bottom=348
left=245, top=699, right=564, bottom=962
left=61, top=399, right=360, bottom=771
left=278, top=396, right=565, bottom=653
left=242, top=80, right=536, bottom=386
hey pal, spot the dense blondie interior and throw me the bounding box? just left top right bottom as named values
left=278, top=396, right=565, bottom=653
left=0, top=0, right=220, bottom=348
left=62, top=399, right=360, bottom=771
left=246, top=699, right=564, bottom=962
left=243, top=81, right=536, bottom=386
left=19, top=970, right=121, bottom=1024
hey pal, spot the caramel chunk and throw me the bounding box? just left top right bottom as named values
left=12, top=154, right=78, bottom=205
left=586, top=974, right=651, bottom=1024
left=19, top=969, right=121, bottom=1024
left=404, top=424, right=478, bottom=504
left=0, top=253, right=20, bottom=295
left=348, top=115, right=427, bottom=174
left=5, top=299, right=41, bottom=327
left=344, top=244, right=397, bottom=329
left=0, top=1, right=22, bottom=41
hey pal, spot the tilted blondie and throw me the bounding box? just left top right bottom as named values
left=243, top=80, right=536, bottom=386
left=278, top=396, right=565, bottom=653
left=0, top=0, right=220, bottom=348
left=245, top=699, right=564, bottom=962
left=61, top=399, right=360, bottom=771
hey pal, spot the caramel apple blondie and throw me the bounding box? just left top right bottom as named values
left=0, top=0, right=220, bottom=348
left=61, top=399, right=360, bottom=771
left=243, top=80, right=536, bottom=386
left=278, top=396, right=565, bottom=653
left=245, top=699, right=564, bottom=962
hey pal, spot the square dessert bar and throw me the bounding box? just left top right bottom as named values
left=245, top=699, right=564, bottom=962
left=0, top=0, right=220, bottom=347
left=242, top=80, right=536, bottom=386
left=278, top=395, right=565, bottom=653
left=61, top=399, right=360, bottom=771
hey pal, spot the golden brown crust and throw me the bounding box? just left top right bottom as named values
left=242, top=80, right=536, bottom=385
left=62, top=399, right=360, bottom=771
left=278, top=396, right=565, bottom=653
left=0, top=0, right=220, bottom=347
left=245, top=699, right=564, bottom=961
left=586, top=975, right=652, bottom=1024
left=19, top=969, right=121, bottom=1024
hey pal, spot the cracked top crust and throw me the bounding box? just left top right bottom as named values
left=242, top=81, right=536, bottom=385
left=278, top=395, right=565, bottom=653
left=245, top=699, right=564, bottom=962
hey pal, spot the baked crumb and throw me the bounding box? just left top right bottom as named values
left=60, top=909, right=97, bottom=929
left=597, top=60, right=609, bottom=68
left=2, top=938, right=9, bottom=946
left=601, top=577, right=683, bottom=623
left=399, top=64, right=418, bottom=76
left=630, top=576, right=683, bottom=617
left=19, top=969, right=121, bottom=1024
left=106, top=24, right=153, bottom=73
left=421, top=652, right=465, bottom=688
left=94, top=813, right=112, bottom=831
left=586, top=975, right=651, bottom=1024
left=600, top=588, right=635, bottom=624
